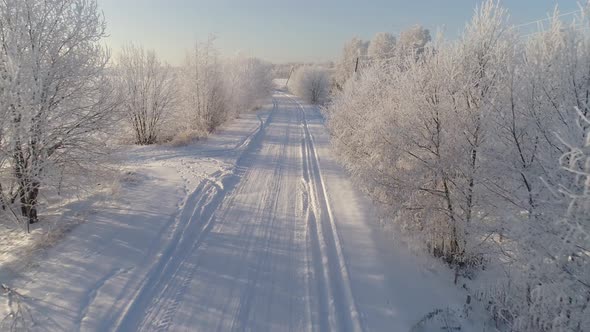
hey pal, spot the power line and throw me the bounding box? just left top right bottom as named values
left=519, top=22, right=590, bottom=39
left=510, top=9, right=583, bottom=30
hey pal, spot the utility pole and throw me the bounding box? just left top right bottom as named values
left=285, top=66, right=294, bottom=88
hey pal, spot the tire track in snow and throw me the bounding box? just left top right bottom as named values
left=112, top=99, right=277, bottom=332
left=299, top=113, right=333, bottom=332
left=289, top=93, right=363, bottom=332
left=299, top=175, right=315, bottom=332
left=230, top=101, right=290, bottom=331
left=143, top=104, right=279, bottom=331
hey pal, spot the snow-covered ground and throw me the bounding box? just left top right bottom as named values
left=2, top=92, right=482, bottom=331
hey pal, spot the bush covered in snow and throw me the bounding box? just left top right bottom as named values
left=327, top=1, right=590, bottom=330
left=117, top=45, right=177, bottom=145
left=287, top=66, right=330, bottom=104
left=177, top=37, right=273, bottom=135
left=115, top=37, right=274, bottom=144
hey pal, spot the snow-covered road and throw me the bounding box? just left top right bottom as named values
left=8, top=92, right=475, bottom=331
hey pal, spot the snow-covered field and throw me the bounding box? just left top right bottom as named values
left=2, top=93, right=482, bottom=331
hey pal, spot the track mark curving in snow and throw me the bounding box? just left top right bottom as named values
left=76, top=267, right=129, bottom=330
left=112, top=100, right=277, bottom=331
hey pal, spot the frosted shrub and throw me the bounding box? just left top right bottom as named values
left=288, top=66, right=330, bottom=104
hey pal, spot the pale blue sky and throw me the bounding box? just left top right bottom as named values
left=98, top=0, right=581, bottom=64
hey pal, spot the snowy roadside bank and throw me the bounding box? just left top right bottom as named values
left=0, top=102, right=273, bottom=331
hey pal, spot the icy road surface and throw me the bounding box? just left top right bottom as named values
left=9, top=92, right=474, bottom=331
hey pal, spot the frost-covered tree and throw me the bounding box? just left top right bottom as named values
left=334, top=37, right=368, bottom=90
left=224, top=56, right=273, bottom=117
left=176, top=38, right=273, bottom=138
left=368, top=32, right=397, bottom=60
left=118, top=45, right=176, bottom=145
left=181, top=37, right=228, bottom=133
left=398, top=25, right=431, bottom=53
left=0, top=0, right=117, bottom=229
left=0, top=95, right=10, bottom=212
left=330, top=0, right=512, bottom=265
left=547, top=108, right=590, bottom=331
left=288, top=66, right=330, bottom=104
left=444, top=0, right=513, bottom=261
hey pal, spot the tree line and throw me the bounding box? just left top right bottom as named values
left=327, top=1, right=589, bottom=331
left=0, top=0, right=273, bottom=232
